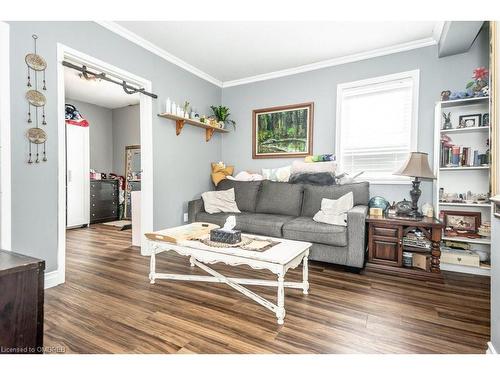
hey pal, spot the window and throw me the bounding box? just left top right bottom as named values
left=336, top=70, right=419, bottom=184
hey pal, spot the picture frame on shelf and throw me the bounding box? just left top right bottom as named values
left=252, top=102, right=314, bottom=159
left=458, top=114, right=481, bottom=128
left=481, top=113, right=489, bottom=127
left=442, top=210, right=481, bottom=233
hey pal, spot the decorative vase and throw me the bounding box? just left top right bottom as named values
left=218, top=121, right=225, bottom=129
left=165, top=98, right=171, bottom=114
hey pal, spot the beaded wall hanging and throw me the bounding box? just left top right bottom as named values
left=25, top=34, right=47, bottom=163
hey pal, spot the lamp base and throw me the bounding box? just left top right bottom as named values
left=409, top=177, right=422, bottom=218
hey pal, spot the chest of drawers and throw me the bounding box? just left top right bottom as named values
left=90, top=180, right=119, bottom=224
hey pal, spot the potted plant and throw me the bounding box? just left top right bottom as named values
left=210, top=105, right=236, bottom=131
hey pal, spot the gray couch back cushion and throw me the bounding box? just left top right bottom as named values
left=216, top=179, right=262, bottom=212
left=255, top=181, right=303, bottom=216
left=301, top=182, right=370, bottom=217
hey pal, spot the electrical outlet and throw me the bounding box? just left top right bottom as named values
left=183, top=213, right=188, bottom=222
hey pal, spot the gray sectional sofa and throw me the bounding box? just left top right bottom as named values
left=188, top=179, right=370, bottom=269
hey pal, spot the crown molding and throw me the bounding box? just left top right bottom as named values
left=95, top=21, right=438, bottom=89
left=95, top=21, right=223, bottom=88
left=222, top=37, right=437, bottom=87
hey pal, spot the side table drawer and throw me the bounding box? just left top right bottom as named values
left=372, top=225, right=399, bottom=238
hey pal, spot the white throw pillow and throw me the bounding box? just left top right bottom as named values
left=262, top=165, right=291, bottom=182
left=313, top=192, right=354, bottom=226
left=226, top=171, right=264, bottom=181
left=201, top=188, right=241, bottom=214
left=291, top=160, right=337, bottom=174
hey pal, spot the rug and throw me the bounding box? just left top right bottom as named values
left=102, top=220, right=132, bottom=230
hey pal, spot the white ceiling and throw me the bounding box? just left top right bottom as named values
left=64, top=66, right=140, bottom=109
left=116, top=21, right=439, bottom=83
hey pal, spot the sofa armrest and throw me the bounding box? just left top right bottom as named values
left=346, top=205, right=368, bottom=268
left=188, top=199, right=204, bottom=223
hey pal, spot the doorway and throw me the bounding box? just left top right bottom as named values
left=56, top=44, right=154, bottom=286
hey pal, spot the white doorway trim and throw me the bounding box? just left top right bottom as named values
left=56, top=43, right=154, bottom=287
left=0, top=21, right=11, bottom=251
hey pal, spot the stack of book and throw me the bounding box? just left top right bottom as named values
left=440, top=143, right=487, bottom=167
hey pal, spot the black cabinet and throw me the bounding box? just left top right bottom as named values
left=90, top=180, right=119, bottom=224
left=0, top=250, right=45, bottom=354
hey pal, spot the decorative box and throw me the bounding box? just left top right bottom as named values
left=441, top=248, right=480, bottom=267
left=210, top=228, right=241, bottom=244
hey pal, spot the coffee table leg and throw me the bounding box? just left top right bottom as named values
left=276, top=274, right=285, bottom=324
left=189, top=256, right=195, bottom=267
left=302, top=253, right=309, bottom=295
left=149, top=248, right=156, bottom=284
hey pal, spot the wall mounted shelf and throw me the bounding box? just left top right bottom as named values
left=158, top=113, right=229, bottom=142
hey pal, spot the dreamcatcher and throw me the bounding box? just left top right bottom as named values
left=25, top=34, right=47, bottom=163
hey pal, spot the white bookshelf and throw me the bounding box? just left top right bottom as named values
left=433, top=97, right=491, bottom=276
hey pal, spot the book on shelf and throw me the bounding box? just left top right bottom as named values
left=440, top=142, right=487, bottom=168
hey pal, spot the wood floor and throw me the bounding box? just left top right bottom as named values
left=43, top=224, right=491, bottom=354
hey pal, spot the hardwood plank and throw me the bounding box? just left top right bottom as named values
left=43, top=224, right=491, bottom=353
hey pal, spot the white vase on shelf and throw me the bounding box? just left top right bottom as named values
left=171, top=101, right=176, bottom=115
left=165, top=98, right=171, bottom=114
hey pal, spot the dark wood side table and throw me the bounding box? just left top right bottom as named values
left=365, top=215, right=444, bottom=279
left=0, top=250, right=45, bottom=354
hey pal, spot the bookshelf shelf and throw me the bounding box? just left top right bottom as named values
left=434, top=96, right=491, bottom=277
left=441, top=236, right=491, bottom=245
left=439, top=166, right=490, bottom=171
left=438, top=202, right=491, bottom=208
left=440, top=126, right=489, bottom=134
left=438, top=96, right=489, bottom=108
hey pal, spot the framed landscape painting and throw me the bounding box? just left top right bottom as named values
left=252, top=102, right=314, bottom=159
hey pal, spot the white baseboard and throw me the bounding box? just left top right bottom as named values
left=44, top=270, right=63, bottom=289
left=487, top=341, right=498, bottom=354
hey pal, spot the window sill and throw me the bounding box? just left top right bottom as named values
left=365, top=180, right=412, bottom=185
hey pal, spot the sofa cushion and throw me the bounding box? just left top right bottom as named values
left=301, top=182, right=369, bottom=217
left=196, top=211, right=293, bottom=238
left=282, top=216, right=347, bottom=247
left=216, top=179, right=262, bottom=212
left=255, top=180, right=303, bottom=216
left=236, top=213, right=294, bottom=237
left=195, top=212, right=238, bottom=227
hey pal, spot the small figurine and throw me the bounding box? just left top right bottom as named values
left=442, top=112, right=452, bottom=129
left=441, top=90, right=451, bottom=101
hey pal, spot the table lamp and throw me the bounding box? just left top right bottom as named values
left=394, top=152, right=435, bottom=218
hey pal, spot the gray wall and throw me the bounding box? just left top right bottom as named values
left=9, top=21, right=222, bottom=272
left=221, top=27, right=489, bottom=205
left=112, top=104, right=140, bottom=176
left=66, top=99, right=113, bottom=172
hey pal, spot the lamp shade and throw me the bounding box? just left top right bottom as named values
left=394, top=152, right=435, bottom=179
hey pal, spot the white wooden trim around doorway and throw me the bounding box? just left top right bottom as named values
left=0, top=21, right=11, bottom=251
left=56, top=43, right=154, bottom=287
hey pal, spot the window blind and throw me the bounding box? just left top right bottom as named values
left=337, top=74, right=417, bottom=183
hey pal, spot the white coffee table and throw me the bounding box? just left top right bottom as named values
left=146, top=224, right=311, bottom=324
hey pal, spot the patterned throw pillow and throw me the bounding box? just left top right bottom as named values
left=261, top=165, right=291, bottom=182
